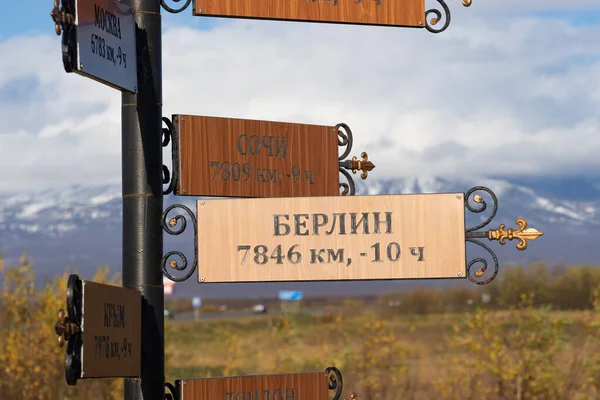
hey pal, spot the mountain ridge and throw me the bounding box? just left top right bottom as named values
left=1, top=175, right=598, bottom=298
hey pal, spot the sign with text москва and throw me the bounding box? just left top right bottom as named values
left=193, top=0, right=425, bottom=28
left=196, top=193, right=466, bottom=283
left=80, top=280, right=141, bottom=379
left=174, top=115, right=339, bottom=198
left=71, top=0, right=137, bottom=93
left=179, top=371, right=329, bottom=400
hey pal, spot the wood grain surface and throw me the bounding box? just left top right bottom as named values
left=196, top=193, right=467, bottom=283
left=193, top=0, right=426, bottom=28
left=176, top=114, right=339, bottom=198
left=180, top=372, right=329, bottom=400
left=81, top=280, right=141, bottom=379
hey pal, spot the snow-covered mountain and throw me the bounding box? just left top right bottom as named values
left=1, top=176, right=599, bottom=298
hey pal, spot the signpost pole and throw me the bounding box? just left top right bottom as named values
left=121, top=0, right=164, bottom=399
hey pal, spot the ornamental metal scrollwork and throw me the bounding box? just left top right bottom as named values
left=336, top=123, right=376, bottom=196
left=326, top=366, right=344, bottom=400
left=464, top=186, right=543, bottom=285
left=50, top=0, right=73, bottom=36
left=426, top=0, right=472, bottom=34
left=162, top=204, right=198, bottom=282
left=54, top=274, right=82, bottom=386
left=49, top=0, right=76, bottom=73
left=165, top=382, right=179, bottom=400
left=160, top=0, right=192, bottom=14
left=162, top=117, right=179, bottom=195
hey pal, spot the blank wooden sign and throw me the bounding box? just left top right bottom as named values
left=196, top=193, right=467, bottom=283
left=193, top=0, right=426, bottom=28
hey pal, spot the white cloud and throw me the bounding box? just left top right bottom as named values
left=1, top=2, right=600, bottom=192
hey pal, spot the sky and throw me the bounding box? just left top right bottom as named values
left=1, top=0, right=600, bottom=192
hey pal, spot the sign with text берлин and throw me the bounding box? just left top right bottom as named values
left=195, top=193, right=467, bottom=283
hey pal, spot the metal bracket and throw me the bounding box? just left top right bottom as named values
left=54, top=274, right=82, bottom=386
left=49, top=0, right=76, bottom=73
left=326, top=366, right=344, bottom=400
left=165, top=382, right=179, bottom=400
left=160, top=0, right=192, bottom=14
left=162, top=117, right=180, bottom=196
left=464, top=186, right=543, bottom=285
left=336, top=123, right=375, bottom=196
left=426, top=0, right=472, bottom=34
left=50, top=0, right=73, bottom=35
left=162, top=204, right=198, bottom=282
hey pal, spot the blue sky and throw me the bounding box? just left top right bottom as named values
left=1, top=1, right=600, bottom=191
left=1, top=1, right=215, bottom=39
left=5, top=1, right=600, bottom=38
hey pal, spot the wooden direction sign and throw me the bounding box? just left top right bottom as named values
left=53, top=0, right=138, bottom=93
left=81, top=280, right=141, bottom=378
left=177, top=371, right=329, bottom=400
left=193, top=0, right=426, bottom=28
left=54, top=275, right=141, bottom=384
left=173, top=115, right=340, bottom=198
left=195, top=193, right=466, bottom=283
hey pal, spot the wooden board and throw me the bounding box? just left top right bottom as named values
left=179, top=372, right=329, bottom=400
left=196, top=193, right=466, bottom=283
left=175, top=115, right=339, bottom=198
left=81, top=280, right=141, bottom=378
left=193, top=0, right=426, bottom=28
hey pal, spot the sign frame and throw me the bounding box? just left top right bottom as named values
left=192, top=0, right=426, bottom=29
left=60, top=0, right=138, bottom=93
left=195, top=192, right=468, bottom=284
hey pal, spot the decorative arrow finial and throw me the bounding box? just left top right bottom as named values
left=54, top=308, right=80, bottom=348
left=349, top=152, right=375, bottom=180
left=50, top=0, right=73, bottom=36
left=486, top=218, right=544, bottom=251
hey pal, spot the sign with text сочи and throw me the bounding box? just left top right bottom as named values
left=194, top=0, right=425, bottom=29
left=66, top=0, right=137, bottom=93
left=174, top=115, right=339, bottom=198
left=81, top=280, right=141, bottom=379
left=196, top=193, right=467, bottom=283
left=178, top=371, right=329, bottom=400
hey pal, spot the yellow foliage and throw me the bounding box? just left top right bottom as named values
left=434, top=293, right=573, bottom=400
left=0, top=253, right=123, bottom=400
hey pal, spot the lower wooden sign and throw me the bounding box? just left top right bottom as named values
left=177, top=371, right=329, bottom=400
left=196, top=193, right=466, bottom=283
left=54, top=275, right=141, bottom=384
left=81, top=280, right=141, bottom=378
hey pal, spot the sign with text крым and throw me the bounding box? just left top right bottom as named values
left=195, top=193, right=466, bottom=283
left=174, top=115, right=340, bottom=198
left=193, top=0, right=426, bottom=29
left=81, top=280, right=141, bottom=378
left=178, top=371, right=330, bottom=400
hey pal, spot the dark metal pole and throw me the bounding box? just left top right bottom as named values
left=121, top=0, right=164, bottom=398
